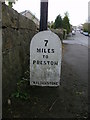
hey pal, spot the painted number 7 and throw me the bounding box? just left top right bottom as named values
left=44, top=40, right=48, bottom=46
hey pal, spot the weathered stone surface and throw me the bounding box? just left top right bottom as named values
left=2, top=4, right=19, bottom=28
left=0, top=2, right=2, bottom=119
left=2, top=3, right=37, bottom=102
left=2, top=46, right=22, bottom=89
left=19, top=14, right=36, bottom=30
left=2, top=4, right=37, bottom=30
left=30, top=31, right=62, bottom=87
left=0, top=2, right=2, bottom=28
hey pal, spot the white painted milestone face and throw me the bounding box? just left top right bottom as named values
left=30, top=31, right=62, bottom=87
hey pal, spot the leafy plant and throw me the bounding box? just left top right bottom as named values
left=54, top=14, right=63, bottom=29
left=63, top=12, right=70, bottom=34
left=6, top=0, right=18, bottom=7
left=11, top=90, right=30, bottom=100
left=11, top=69, right=30, bottom=100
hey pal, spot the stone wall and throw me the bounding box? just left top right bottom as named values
left=2, top=3, right=37, bottom=102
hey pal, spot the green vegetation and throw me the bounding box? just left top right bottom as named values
left=11, top=90, right=29, bottom=100
left=63, top=12, right=71, bottom=34
left=11, top=79, right=30, bottom=100
left=6, top=0, right=18, bottom=7
left=51, top=12, right=71, bottom=34
left=83, top=22, right=90, bottom=34
left=54, top=14, right=63, bottom=29
left=11, top=70, right=30, bottom=100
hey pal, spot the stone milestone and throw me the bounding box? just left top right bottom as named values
left=30, top=31, right=62, bottom=87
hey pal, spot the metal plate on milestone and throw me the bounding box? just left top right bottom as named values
left=30, top=31, right=62, bottom=87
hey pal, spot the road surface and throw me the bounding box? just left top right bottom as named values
left=63, top=31, right=88, bottom=47
left=63, top=31, right=88, bottom=83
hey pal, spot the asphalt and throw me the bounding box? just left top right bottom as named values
left=3, top=34, right=88, bottom=119
left=63, top=44, right=88, bottom=87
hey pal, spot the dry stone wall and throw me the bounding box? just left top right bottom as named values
left=2, top=3, right=37, bottom=102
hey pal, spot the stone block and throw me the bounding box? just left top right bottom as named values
left=2, top=3, right=37, bottom=102
left=19, top=14, right=37, bottom=30
left=2, top=4, right=19, bottom=28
